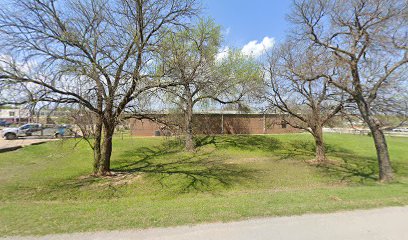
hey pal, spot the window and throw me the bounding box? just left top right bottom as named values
left=9, top=112, right=15, bottom=117
left=20, top=125, right=29, bottom=130
left=281, top=121, right=287, bottom=129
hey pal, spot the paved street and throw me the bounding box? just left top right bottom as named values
left=3, top=206, right=408, bottom=240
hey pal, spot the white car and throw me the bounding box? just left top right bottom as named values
left=392, top=127, right=408, bottom=133
left=1, top=123, right=42, bottom=140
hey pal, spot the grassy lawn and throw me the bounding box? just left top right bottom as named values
left=1, top=133, right=408, bottom=236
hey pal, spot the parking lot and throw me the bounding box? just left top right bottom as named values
left=0, top=123, right=78, bottom=152
left=0, top=137, right=57, bottom=152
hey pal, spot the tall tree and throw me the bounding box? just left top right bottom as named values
left=265, top=43, right=343, bottom=163
left=158, top=19, right=262, bottom=151
left=0, top=0, right=198, bottom=176
left=291, top=0, right=408, bottom=181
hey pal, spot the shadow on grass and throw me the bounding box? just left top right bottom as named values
left=319, top=150, right=378, bottom=183
left=196, top=135, right=317, bottom=162
left=283, top=142, right=381, bottom=183
left=319, top=148, right=407, bottom=183
left=112, top=139, right=257, bottom=192
left=44, top=135, right=406, bottom=197
left=196, top=135, right=406, bottom=183
left=195, top=135, right=282, bottom=152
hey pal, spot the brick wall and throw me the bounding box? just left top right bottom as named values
left=129, top=114, right=300, bottom=136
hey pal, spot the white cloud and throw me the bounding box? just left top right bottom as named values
left=241, top=36, right=275, bottom=58
left=215, top=46, right=230, bottom=62
left=224, top=27, right=231, bottom=36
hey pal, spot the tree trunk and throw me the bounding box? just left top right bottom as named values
left=313, top=126, right=327, bottom=163
left=356, top=99, right=393, bottom=182
left=184, top=86, right=195, bottom=152
left=367, top=117, right=393, bottom=182
left=185, top=104, right=194, bottom=152
left=92, top=115, right=103, bottom=175
left=98, top=122, right=115, bottom=176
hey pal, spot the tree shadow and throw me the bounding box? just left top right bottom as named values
left=24, top=174, right=119, bottom=200
left=194, top=135, right=394, bottom=183
left=323, top=145, right=408, bottom=183
left=51, top=135, right=405, bottom=196
left=195, top=135, right=283, bottom=152
left=196, top=135, right=320, bottom=162
left=112, top=139, right=257, bottom=193
left=320, top=158, right=378, bottom=183
left=276, top=139, right=316, bottom=160
left=317, top=145, right=379, bottom=183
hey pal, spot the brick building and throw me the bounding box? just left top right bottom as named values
left=129, top=112, right=299, bottom=136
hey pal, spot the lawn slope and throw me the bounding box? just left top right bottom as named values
left=1, top=134, right=407, bottom=236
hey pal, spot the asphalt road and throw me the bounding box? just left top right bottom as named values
left=3, top=206, right=408, bottom=240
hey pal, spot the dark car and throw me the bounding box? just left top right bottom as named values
left=0, top=120, right=11, bottom=127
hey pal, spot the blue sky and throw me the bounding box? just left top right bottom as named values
left=203, top=0, right=292, bottom=51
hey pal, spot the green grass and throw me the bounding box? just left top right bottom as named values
left=1, top=133, right=408, bottom=236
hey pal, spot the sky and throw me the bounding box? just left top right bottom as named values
left=203, top=0, right=293, bottom=58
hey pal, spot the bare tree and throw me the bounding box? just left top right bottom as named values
left=0, top=59, right=45, bottom=109
left=157, top=19, right=262, bottom=151
left=290, top=0, right=408, bottom=182
left=265, top=43, right=343, bottom=163
left=0, top=0, right=198, bottom=176
left=372, top=76, right=408, bottom=129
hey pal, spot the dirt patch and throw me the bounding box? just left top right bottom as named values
left=76, top=172, right=144, bottom=188
left=227, top=157, right=272, bottom=164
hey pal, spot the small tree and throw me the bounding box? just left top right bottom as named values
left=158, top=19, right=262, bottom=151
left=291, top=0, right=408, bottom=181
left=265, top=43, right=343, bottom=163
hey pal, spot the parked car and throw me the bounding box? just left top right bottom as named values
left=54, top=124, right=78, bottom=138
left=0, top=120, right=11, bottom=127
left=1, top=123, right=42, bottom=140
left=392, top=127, right=408, bottom=133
